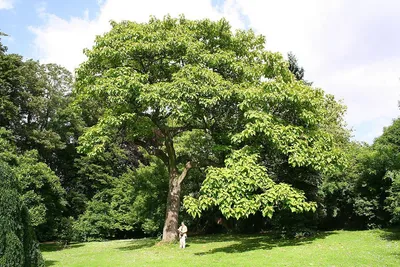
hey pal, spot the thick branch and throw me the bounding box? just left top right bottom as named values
left=169, top=125, right=194, bottom=136
left=134, top=139, right=168, bottom=165
left=176, top=155, right=223, bottom=169
left=153, top=148, right=169, bottom=166
left=178, top=161, right=193, bottom=185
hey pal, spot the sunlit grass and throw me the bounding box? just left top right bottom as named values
left=41, top=229, right=400, bottom=267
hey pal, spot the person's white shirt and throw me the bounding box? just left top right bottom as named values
left=178, top=223, right=187, bottom=248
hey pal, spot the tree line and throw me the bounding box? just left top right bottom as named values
left=1, top=17, right=400, bottom=256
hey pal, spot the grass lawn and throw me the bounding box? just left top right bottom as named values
left=41, top=229, right=400, bottom=267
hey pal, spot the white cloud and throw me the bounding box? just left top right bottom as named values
left=29, top=0, right=400, bottom=143
left=28, top=0, right=246, bottom=73
left=0, top=0, right=14, bottom=9
left=231, top=0, right=400, bottom=142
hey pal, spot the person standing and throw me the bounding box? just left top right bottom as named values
left=178, top=222, right=188, bottom=249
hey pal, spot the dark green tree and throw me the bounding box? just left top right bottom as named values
left=74, top=155, right=168, bottom=240
left=0, top=128, right=67, bottom=240
left=0, top=36, right=73, bottom=240
left=374, top=118, right=400, bottom=225
left=320, top=117, right=400, bottom=229
left=0, top=57, right=72, bottom=153
left=0, top=161, right=44, bottom=267
left=287, top=52, right=312, bottom=86
left=69, top=143, right=144, bottom=218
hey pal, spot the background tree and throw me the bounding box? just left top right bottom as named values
left=0, top=56, right=72, bottom=154
left=0, top=35, right=72, bottom=242
left=0, top=161, right=44, bottom=267
left=320, top=118, right=400, bottom=230
left=287, top=52, right=312, bottom=86
left=373, top=118, right=400, bottom=225
left=73, top=155, right=168, bottom=240
left=0, top=128, right=67, bottom=240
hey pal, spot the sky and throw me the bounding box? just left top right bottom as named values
left=1, top=0, right=399, bottom=143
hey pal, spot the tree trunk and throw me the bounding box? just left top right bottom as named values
left=161, top=136, right=192, bottom=242
left=162, top=168, right=181, bottom=242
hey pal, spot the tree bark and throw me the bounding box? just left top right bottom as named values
left=162, top=135, right=180, bottom=242
left=162, top=136, right=192, bottom=242
left=162, top=168, right=181, bottom=242
left=162, top=161, right=192, bottom=242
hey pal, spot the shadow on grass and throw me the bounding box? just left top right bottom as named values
left=117, top=238, right=158, bottom=251
left=40, top=243, right=84, bottom=252
left=193, top=232, right=335, bottom=255
left=382, top=230, right=400, bottom=260
left=45, top=260, right=58, bottom=266
left=380, top=228, right=400, bottom=241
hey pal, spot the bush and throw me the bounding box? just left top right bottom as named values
left=0, top=161, right=44, bottom=267
left=73, top=200, right=115, bottom=241
left=57, top=217, right=74, bottom=246
left=73, top=157, right=168, bottom=241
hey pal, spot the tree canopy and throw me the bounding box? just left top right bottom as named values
left=74, top=16, right=346, bottom=241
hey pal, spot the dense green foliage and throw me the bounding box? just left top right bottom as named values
left=184, top=148, right=316, bottom=219
left=0, top=33, right=74, bottom=241
left=73, top=16, right=348, bottom=241
left=0, top=162, right=44, bottom=267
left=1, top=16, right=400, bottom=247
left=320, top=119, right=400, bottom=229
left=0, top=130, right=67, bottom=240
left=73, top=156, right=168, bottom=240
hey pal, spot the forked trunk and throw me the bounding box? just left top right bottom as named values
left=162, top=137, right=192, bottom=242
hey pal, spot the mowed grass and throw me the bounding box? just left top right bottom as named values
left=42, top=229, right=400, bottom=267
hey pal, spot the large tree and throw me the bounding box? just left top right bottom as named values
left=0, top=35, right=72, bottom=241
left=0, top=57, right=72, bottom=153
left=372, top=118, right=400, bottom=225
left=75, top=16, right=345, bottom=241
left=0, top=32, right=75, bottom=177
